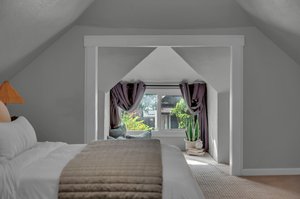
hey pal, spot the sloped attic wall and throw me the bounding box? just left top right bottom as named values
left=10, top=25, right=300, bottom=170
left=0, top=0, right=93, bottom=80
left=122, top=47, right=204, bottom=84
left=235, top=0, right=300, bottom=67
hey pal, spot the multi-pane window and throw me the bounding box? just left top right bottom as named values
left=121, top=88, right=192, bottom=132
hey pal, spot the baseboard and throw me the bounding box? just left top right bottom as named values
left=241, top=168, right=300, bottom=176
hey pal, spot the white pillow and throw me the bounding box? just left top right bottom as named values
left=0, top=116, right=37, bottom=159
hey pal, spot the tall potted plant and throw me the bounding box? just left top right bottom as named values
left=184, top=117, right=203, bottom=150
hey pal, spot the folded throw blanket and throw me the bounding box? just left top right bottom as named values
left=58, top=139, right=162, bottom=199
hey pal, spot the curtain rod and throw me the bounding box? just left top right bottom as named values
left=146, top=84, right=179, bottom=87
left=145, top=81, right=206, bottom=87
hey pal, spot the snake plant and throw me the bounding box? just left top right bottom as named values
left=185, top=117, right=200, bottom=142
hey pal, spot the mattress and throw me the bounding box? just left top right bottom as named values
left=0, top=141, right=204, bottom=199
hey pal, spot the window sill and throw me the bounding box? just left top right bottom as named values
left=126, top=130, right=185, bottom=138
left=152, top=131, right=185, bottom=138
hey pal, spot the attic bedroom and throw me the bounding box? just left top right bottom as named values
left=1, top=0, right=300, bottom=199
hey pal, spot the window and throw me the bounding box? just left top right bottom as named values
left=121, top=88, right=192, bottom=133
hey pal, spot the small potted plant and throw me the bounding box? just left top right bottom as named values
left=184, top=117, right=203, bottom=150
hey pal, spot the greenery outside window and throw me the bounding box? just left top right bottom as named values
left=121, top=88, right=192, bottom=134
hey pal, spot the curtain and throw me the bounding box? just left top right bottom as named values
left=110, top=81, right=146, bottom=129
left=179, top=81, right=209, bottom=151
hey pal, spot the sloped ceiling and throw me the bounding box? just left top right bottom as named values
left=98, top=47, right=155, bottom=91
left=1, top=0, right=300, bottom=81
left=122, top=47, right=203, bottom=83
left=235, top=0, right=300, bottom=65
left=76, top=0, right=253, bottom=29
left=173, top=47, right=230, bottom=92
left=235, top=0, right=300, bottom=35
left=77, top=0, right=300, bottom=65
left=0, top=0, right=93, bottom=80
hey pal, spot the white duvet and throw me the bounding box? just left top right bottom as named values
left=0, top=142, right=204, bottom=199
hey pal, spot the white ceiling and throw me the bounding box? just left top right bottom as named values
left=0, top=0, right=93, bottom=80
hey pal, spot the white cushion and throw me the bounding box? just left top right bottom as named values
left=0, top=116, right=37, bottom=159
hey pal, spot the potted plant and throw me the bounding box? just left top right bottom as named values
left=184, top=117, right=203, bottom=150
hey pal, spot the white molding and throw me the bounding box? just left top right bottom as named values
left=127, top=130, right=186, bottom=138
left=84, top=35, right=245, bottom=47
left=103, top=92, right=110, bottom=140
left=84, top=34, right=245, bottom=176
left=84, top=46, right=98, bottom=144
left=242, top=168, right=300, bottom=176
left=229, top=45, right=244, bottom=176
left=152, top=134, right=186, bottom=138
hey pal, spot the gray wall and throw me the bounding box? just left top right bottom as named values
left=207, top=84, right=218, bottom=161
left=10, top=27, right=86, bottom=143
left=207, top=85, right=230, bottom=164
left=10, top=25, right=300, bottom=169
left=218, top=91, right=230, bottom=164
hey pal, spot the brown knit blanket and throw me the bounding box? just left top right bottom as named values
left=58, top=139, right=162, bottom=199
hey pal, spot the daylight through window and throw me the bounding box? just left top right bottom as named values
left=121, top=88, right=192, bottom=132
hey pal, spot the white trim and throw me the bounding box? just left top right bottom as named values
left=103, top=92, right=110, bottom=140
left=84, top=35, right=244, bottom=47
left=242, top=168, right=300, bottom=176
left=229, top=45, right=244, bottom=176
left=145, top=88, right=182, bottom=131
left=146, top=88, right=181, bottom=95
left=84, top=46, right=98, bottom=144
left=152, top=131, right=186, bottom=138
left=84, top=35, right=244, bottom=176
left=127, top=130, right=185, bottom=138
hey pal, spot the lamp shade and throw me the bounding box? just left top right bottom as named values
left=0, top=81, right=24, bottom=104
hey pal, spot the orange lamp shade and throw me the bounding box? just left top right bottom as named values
left=0, top=81, right=24, bottom=104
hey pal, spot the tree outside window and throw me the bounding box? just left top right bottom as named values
left=120, top=90, right=191, bottom=131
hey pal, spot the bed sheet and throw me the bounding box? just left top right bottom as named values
left=0, top=142, right=204, bottom=199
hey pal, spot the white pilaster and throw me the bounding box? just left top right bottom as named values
left=84, top=46, right=98, bottom=143
left=230, top=45, right=244, bottom=176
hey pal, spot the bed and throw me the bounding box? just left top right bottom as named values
left=0, top=117, right=204, bottom=199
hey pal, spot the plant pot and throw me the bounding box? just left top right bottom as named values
left=184, top=139, right=196, bottom=150
left=195, top=140, right=203, bottom=149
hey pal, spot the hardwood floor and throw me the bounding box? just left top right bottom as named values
left=243, top=175, right=300, bottom=195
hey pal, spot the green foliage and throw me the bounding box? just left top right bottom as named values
left=194, top=117, right=200, bottom=141
left=170, top=98, right=192, bottom=128
left=138, top=94, right=157, bottom=112
left=185, top=117, right=201, bottom=142
left=121, top=112, right=153, bottom=131
left=171, top=99, right=201, bottom=141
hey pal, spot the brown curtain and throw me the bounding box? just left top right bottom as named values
left=110, top=81, right=146, bottom=129
left=179, top=81, right=209, bottom=151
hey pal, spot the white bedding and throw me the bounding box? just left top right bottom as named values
left=0, top=142, right=204, bottom=199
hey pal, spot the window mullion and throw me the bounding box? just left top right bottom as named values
left=157, top=93, right=162, bottom=130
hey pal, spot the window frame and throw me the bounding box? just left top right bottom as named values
left=126, top=87, right=187, bottom=137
